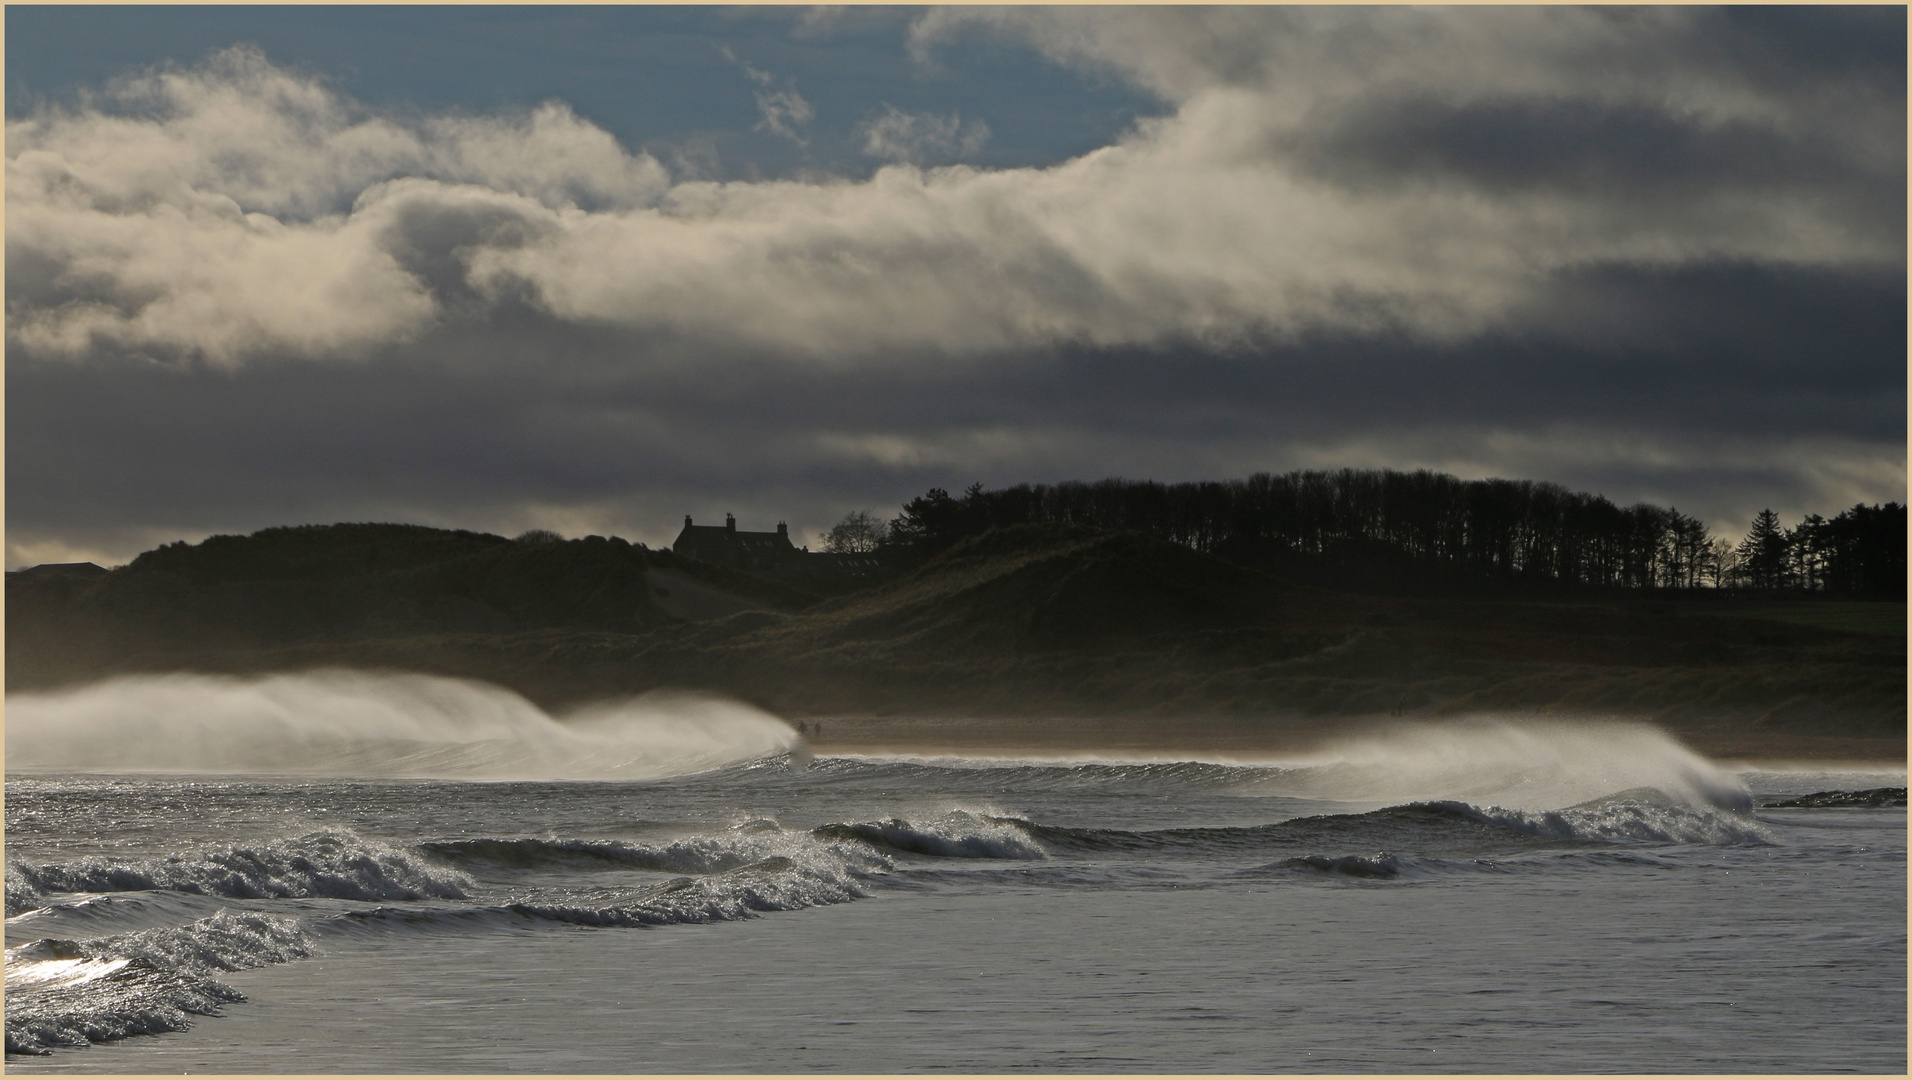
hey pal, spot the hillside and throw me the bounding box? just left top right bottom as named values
left=4, top=523, right=816, bottom=689
left=7, top=522, right=1904, bottom=761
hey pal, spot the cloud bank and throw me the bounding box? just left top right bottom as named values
left=7, top=8, right=1903, bottom=565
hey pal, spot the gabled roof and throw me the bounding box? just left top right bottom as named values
left=9, top=561, right=109, bottom=578
left=679, top=525, right=789, bottom=548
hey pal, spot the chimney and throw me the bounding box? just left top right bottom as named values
left=777, top=521, right=788, bottom=537
left=684, top=515, right=692, bottom=529
left=725, top=514, right=736, bottom=533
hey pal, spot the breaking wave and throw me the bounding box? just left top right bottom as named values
left=7, top=832, right=472, bottom=916
left=1012, top=795, right=1768, bottom=855
left=812, top=812, right=1047, bottom=860
left=423, top=811, right=1039, bottom=881
left=1434, top=797, right=1773, bottom=845
left=347, top=858, right=869, bottom=934
left=5, top=911, right=314, bottom=1055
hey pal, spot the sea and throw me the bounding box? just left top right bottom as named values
left=4, top=672, right=1906, bottom=1073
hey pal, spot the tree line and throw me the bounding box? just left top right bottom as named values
left=826, top=469, right=1905, bottom=599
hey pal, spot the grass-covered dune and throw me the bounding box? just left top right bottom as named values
left=8, top=522, right=1904, bottom=761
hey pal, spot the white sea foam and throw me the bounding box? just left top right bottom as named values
left=4, top=910, right=315, bottom=1055
left=5, top=671, right=799, bottom=780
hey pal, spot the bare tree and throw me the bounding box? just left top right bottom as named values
left=822, top=510, right=889, bottom=553
left=1704, top=537, right=1737, bottom=589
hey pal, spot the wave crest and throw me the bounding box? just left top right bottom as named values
left=812, top=812, right=1047, bottom=860
left=1428, top=799, right=1773, bottom=846
left=7, top=831, right=472, bottom=912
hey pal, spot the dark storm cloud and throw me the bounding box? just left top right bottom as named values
left=1295, top=98, right=1900, bottom=220
left=5, top=7, right=1904, bottom=565
left=11, top=253, right=1901, bottom=562
left=1703, top=6, right=1906, bottom=89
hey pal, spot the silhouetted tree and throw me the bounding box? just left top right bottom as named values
left=873, top=470, right=1891, bottom=597
left=885, top=485, right=993, bottom=555
left=1816, top=502, right=1908, bottom=598
left=1734, top=510, right=1791, bottom=589
left=821, top=510, right=889, bottom=554
left=1704, top=537, right=1737, bottom=590
left=1787, top=514, right=1828, bottom=592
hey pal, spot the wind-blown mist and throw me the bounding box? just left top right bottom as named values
left=5, top=672, right=800, bottom=780
left=1284, top=719, right=1751, bottom=812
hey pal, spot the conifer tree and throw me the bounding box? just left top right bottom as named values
left=1734, top=509, right=1790, bottom=589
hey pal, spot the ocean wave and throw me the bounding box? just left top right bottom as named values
left=809, top=721, right=1755, bottom=814
left=1012, top=803, right=1515, bottom=856
left=883, top=864, right=1134, bottom=891
left=6, top=832, right=473, bottom=913
left=511, top=854, right=867, bottom=926
left=811, top=811, right=1047, bottom=860
left=425, top=812, right=1047, bottom=883
left=5, top=892, right=232, bottom=943
left=421, top=820, right=901, bottom=879
left=6, top=870, right=46, bottom=918
left=4, top=956, right=241, bottom=1055
left=332, top=853, right=868, bottom=936
left=5, top=910, right=314, bottom=1055
left=1264, top=853, right=1450, bottom=879
left=421, top=834, right=772, bottom=875
left=694, top=798, right=1758, bottom=873
left=1762, top=787, right=1907, bottom=809
left=1252, top=847, right=1683, bottom=882
left=1423, top=799, right=1772, bottom=845
left=801, top=756, right=1293, bottom=793
left=68, top=909, right=316, bottom=975
left=993, top=796, right=1769, bottom=858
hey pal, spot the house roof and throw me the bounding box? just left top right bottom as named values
left=673, top=521, right=797, bottom=557
left=8, top=561, right=109, bottom=578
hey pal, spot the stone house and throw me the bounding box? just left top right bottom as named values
left=671, top=515, right=802, bottom=574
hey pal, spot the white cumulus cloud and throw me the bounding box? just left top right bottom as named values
left=6, top=14, right=1898, bottom=371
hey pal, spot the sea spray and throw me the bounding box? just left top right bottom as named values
left=5, top=672, right=799, bottom=780
left=798, top=723, right=1751, bottom=815
left=1279, top=717, right=1751, bottom=811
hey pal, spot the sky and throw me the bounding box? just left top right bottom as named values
left=6, top=5, right=1906, bottom=568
